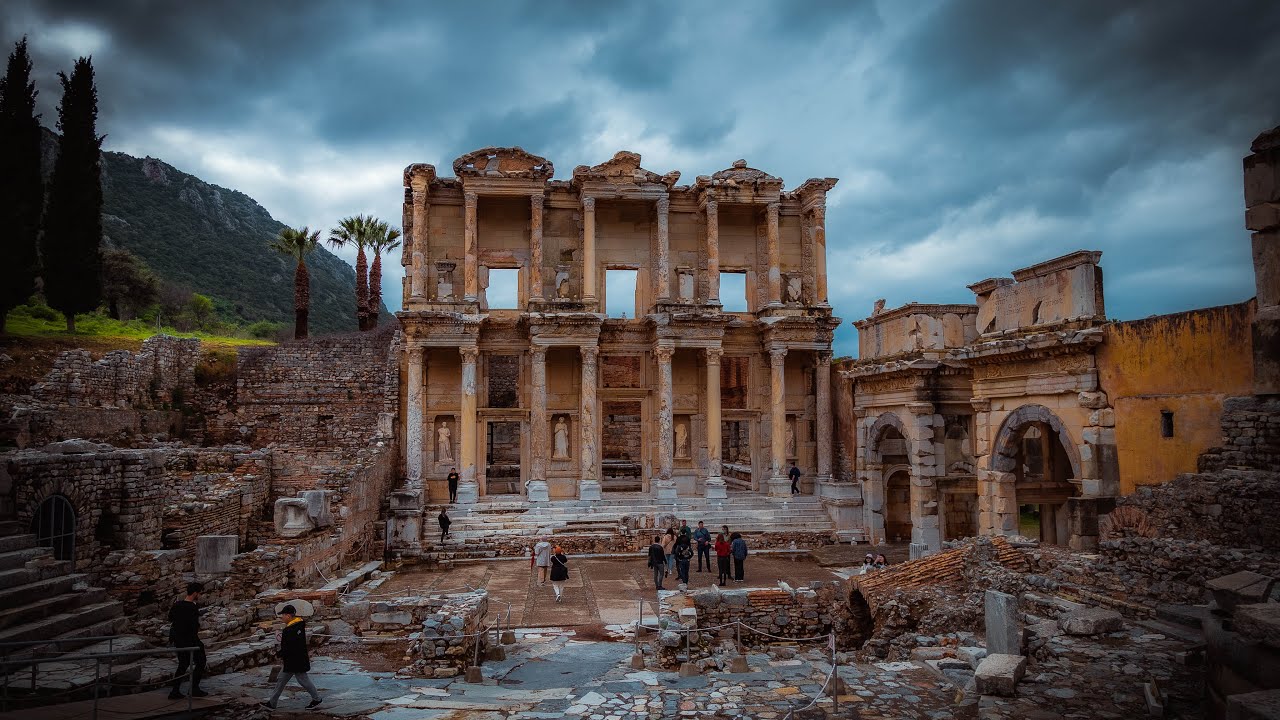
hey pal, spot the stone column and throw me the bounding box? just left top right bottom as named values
left=463, top=191, right=479, bottom=302
left=704, top=348, right=726, bottom=500
left=768, top=347, right=789, bottom=497
left=907, top=402, right=941, bottom=558
left=529, top=194, right=544, bottom=302
left=812, top=204, right=828, bottom=305
left=815, top=351, right=833, bottom=484
left=527, top=347, right=549, bottom=502
left=406, top=346, right=425, bottom=488
left=457, top=346, right=480, bottom=504
left=582, top=196, right=597, bottom=303
left=655, top=197, right=671, bottom=302
left=1244, top=127, right=1280, bottom=395
left=654, top=345, right=677, bottom=500
left=579, top=346, right=601, bottom=501
left=411, top=189, right=429, bottom=299
left=766, top=202, right=781, bottom=306
left=705, top=199, right=720, bottom=302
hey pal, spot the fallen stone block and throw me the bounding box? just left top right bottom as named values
left=1227, top=689, right=1280, bottom=720
left=974, top=654, right=1026, bottom=697
left=194, top=535, right=237, bottom=575
left=1234, top=604, right=1280, bottom=650
left=958, top=646, right=988, bottom=670
left=1144, top=680, right=1165, bottom=718
left=985, top=590, right=1023, bottom=655
left=1207, top=571, right=1276, bottom=614
left=1058, top=607, right=1124, bottom=636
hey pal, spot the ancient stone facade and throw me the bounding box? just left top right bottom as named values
left=395, top=148, right=841, bottom=527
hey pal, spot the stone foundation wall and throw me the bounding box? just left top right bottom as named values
left=407, top=591, right=491, bottom=677
left=1198, top=396, right=1280, bottom=473
left=31, top=336, right=200, bottom=409
left=1112, top=469, right=1280, bottom=549
left=692, top=583, right=849, bottom=646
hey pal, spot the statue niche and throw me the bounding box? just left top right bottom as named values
left=552, top=416, right=571, bottom=460
left=674, top=420, right=689, bottom=459
left=436, top=420, right=454, bottom=463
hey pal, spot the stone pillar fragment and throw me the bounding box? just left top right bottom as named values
left=582, top=196, right=597, bottom=303
left=1245, top=126, right=1280, bottom=395
left=195, top=535, right=237, bottom=575
left=458, top=346, right=480, bottom=503
left=907, top=402, right=941, bottom=557
left=411, top=188, right=429, bottom=298
left=768, top=347, right=789, bottom=497
left=704, top=348, right=726, bottom=500
left=406, top=346, right=425, bottom=488
left=654, top=346, right=676, bottom=499
left=579, top=346, right=601, bottom=500
left=655, top=197, right=671, bottom=302
left=812, top=205, right=828, bottom=305
left=274, top=498, right=314, bottom=538
left=463, top=191, right=479, bottom=302
left=705, top=200, right=720, bottom=302
left=766, top=202, right=781, bottom=305
left=528, top=347, right=549, bottom=502
left=815, top=351, right=833, bottom=484
left=529, top=194, right=544, bottom=301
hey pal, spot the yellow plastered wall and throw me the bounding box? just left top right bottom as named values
left=1097, top=302, right=1255, bottom=494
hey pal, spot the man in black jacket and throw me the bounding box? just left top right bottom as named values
left=646, top=536, right=666, bottom=590
left=262, top=605, right=322, bottom=709
left=168, top=582, right=207, bottom=700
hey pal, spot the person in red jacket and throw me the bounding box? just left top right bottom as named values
left=714, top=533, right=732, bottom=587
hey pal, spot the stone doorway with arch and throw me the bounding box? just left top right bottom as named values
left=991, top=404, right=1081, bottom=545
left=31, top=494, right=77, bottom=565
left=863, top=412, right=911, bottom=545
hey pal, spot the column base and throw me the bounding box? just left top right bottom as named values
left=526, top=479, right=549, bottom=503
left=456, top=482, right=479, bottom=505
left=387, top=490, right=424, bottom=553
left=909, top=543, right=932, bottom=560
left=704, top=476, right=727, bottom=500
left=767, top=474, right=791, bottom=498
left=653, top=480, right=678, bottom=501
left=579, top=478, right=602, bottom=502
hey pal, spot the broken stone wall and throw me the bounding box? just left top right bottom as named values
left=31, top=335, right=200, bottom=409
left=692, top=583, right=849, bottom=646
left=407, top=591, right=491, bottom=677
left=1198, top=396, right=1280, bottom=474
left=853, top=304, right=978, bottom=360
left=159, top=447, right=272, bottom=552
left=969, top=251, right=1105, bottom=337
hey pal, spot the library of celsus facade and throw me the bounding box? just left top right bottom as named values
left=394, top=148, right=841, bottom=513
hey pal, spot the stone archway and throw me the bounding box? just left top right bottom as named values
left=31, top=494, right=77, bottom=564
left=884, top=468, right=912, bottom=544
left=989, top=404, right=1080, bottom=544
left=861, top=413, right=909, bottom=544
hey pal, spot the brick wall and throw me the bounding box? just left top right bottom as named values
left=32, top=335, right=200, bottom=409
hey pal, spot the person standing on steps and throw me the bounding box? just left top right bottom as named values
left=647, top=535, right=667, bottom=590
left=549, top=546, right=569, bottom=602
left=730, top=532, right=748, bottom=583
left=714, top=533, right=732, bottom=587
left=789, top=461, right=802, bottom=495
left=167, top=582, right=207, bottom=700
left=674, top=534, right=693, bottom=585
left=446, top=467, right=460, bottom=503
left=693, top=521, right=712, bottom=573
left=438, top=507, right=451, bottom=543
left=532, top=537, right=552, bottom=586
left=262, top=605, right=322, bottom=710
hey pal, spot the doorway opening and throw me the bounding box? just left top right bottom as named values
left=602, top=401, right=643, bottom=491
left=485, top=421, right=522, bottom=495
left=32, top=495, right=76, bottom=564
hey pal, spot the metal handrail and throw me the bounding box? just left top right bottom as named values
left=0, top=635, right=130, bottom=650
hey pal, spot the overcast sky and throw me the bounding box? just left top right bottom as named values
left=4, top=0, right=1277, bottom=355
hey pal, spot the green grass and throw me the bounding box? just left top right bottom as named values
left=5, top=307, right=275, bottom=348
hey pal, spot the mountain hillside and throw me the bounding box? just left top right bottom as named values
left=40, top=129, right=375, bottom=334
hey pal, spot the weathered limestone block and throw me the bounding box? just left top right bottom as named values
left=1058, top=607, right=1123, bottom=636
left=1227, top=689, right=1280, bottom=720
left=194, top=535, right=238, bottom=574
left=300, top=490, right=333, bottom=528
left=274, top=498, right=315, bottom=538
left=984, top=590, right=1023, bottom=656
left=1235, top=604, right=1280, bottom=650
left=974, top=654, right=1026, bottom=697
left=1208, top=571, right=1277, bottom=613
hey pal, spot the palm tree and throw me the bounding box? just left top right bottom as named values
left=365, top=219, right=402, bottom=329
left=270, top=226, right=319, bottom=339
left=328, top=215, right=372, bottom=330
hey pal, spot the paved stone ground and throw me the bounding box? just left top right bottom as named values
left=374, top=555, right=843, bottom=628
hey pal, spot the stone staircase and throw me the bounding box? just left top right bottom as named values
left=424, top=492, right=839, bottom=562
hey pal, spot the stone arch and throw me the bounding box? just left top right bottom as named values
left=990, top=404, right=1081, bottom=480
left=867, top=412, right=908, bottom=461
left=17, top=478, right=93, bottom=571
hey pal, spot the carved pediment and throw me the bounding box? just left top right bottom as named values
left=697, top=159, right=783, bottom=190
left=572, top=151, right=680, bottom=189
left=453, top=147, right=554, bottom=179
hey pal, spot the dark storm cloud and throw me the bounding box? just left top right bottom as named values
left=3, top=0, right=1276, bottom=355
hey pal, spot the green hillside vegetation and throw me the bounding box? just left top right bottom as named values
left=4, top=303, right=273, bottom=348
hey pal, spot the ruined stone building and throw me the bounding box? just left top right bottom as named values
left=394, top=148, right=842, bottom=512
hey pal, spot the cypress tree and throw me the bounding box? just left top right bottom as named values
left=42, top=56, right=104, bottom=333
left=0, top=38, right=44, bottom=334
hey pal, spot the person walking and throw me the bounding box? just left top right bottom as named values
left=437, top=507, right=451, bottom=543
left=714, top=533, right=732, bottom=587
left=262, top=606, right=322, bottom=709
left=647, top=536, right=667, bottom=590
left=549, top=546, right=569, bottom=602
left=673, top=535, right=693, bottom=585
left=532, top=537, right=552, bottom=586
left=789, top=461, right=802, bottom=495
left=730, top=532, right=748, bottom=583
left=446, top=467, right=460, bottom=503
left=167, top=582, right=207, bottom=700
left=660, top=528, right=676, bottom=578
left=693, top=521, right=712, bottom=573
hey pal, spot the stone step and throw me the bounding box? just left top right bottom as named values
left=0, top=546, right=55, bottom=571
left=0, top=573, right=85, bottom=609
left=0, top=601, right=125, bottom=644
left=0, top=562, right=72, bottom=591
left=0, top=588, right=108, bottom=632
left=0, top=534, right=38, bottom=554
left=0, top=521, right=24, bottom=537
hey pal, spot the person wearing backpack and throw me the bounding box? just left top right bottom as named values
left=549, top=546, right=570, bottom=603
left=730, top=532, right=748, bottom=583
left=261, top=605, right=322, bottom=709
left=673, top=535, right=694, bottom=585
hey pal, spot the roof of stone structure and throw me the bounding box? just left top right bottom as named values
left=452, top=147, right=554, bottom=179
left=695, top=159, right=784, bottom=191
left=571, top=151, right=681, bottom=189
left=849, top=536, right=1028, bottom=613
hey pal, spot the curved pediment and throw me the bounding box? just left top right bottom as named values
left=700, top=159, right=783, bottom=188
left=571, top=151, right=680, bottom=189
left=453, top=147, right=554, bottom=179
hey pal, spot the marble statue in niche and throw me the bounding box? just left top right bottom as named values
left=674, top=420, right=689, bottom=459
left=437, top=420, right=453, bottom=463
left=553, top=416, right=570, bottom=459
left=785, top=417, right=796, bottom=457
left=555, top=266, right=571, bottom=299
left=785, top=276, right=802, bottom=303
